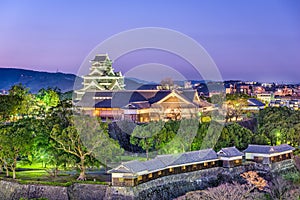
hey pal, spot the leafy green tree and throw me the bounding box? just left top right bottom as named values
left=214, top=123, right=253, bottom=151
left=155, top=126, right=176, bottom=152
left=0, top=95, right=14, bottom=121
left=253, top=134, right=270, bottom=145
left=158, top=119, right=199, bottom=154
left=92, top=120, right=124, bottom=171
left=257, top=107, right=300, bottom=146
left=191, top=121, right=254, bottom=152
left=191, top=122, right=210, bottom=150
left=171, top=118, right=199, bottom=152
left=50, top=115, right=119, bottom=180
left=0, top=84, right=36, bottom=121
left=130, top=121, right=164, bottom=160
left=0, top=119, right=34, bottom=179
left=199, top=121, right=224, bottom=150
left=8, top=84, right=33, bottom=117
left=30, top=119, right=76, bottom=175
left=225, top=99, right=247, bottom=122
left=36, top=88, right=60, bottom=112
left=0, top=146, right=10, bottom=177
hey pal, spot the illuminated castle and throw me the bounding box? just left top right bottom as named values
left=74, top=54, right=125, bottom=100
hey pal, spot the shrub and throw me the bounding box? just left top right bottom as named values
left=283, top=171, right=300, bottom=184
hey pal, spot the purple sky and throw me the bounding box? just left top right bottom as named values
left=0, top=0, right=300, bottom=83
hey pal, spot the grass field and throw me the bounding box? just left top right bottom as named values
left=0, top=161, right=111, bottom=186
left=1, top=155, right=147, bottom=186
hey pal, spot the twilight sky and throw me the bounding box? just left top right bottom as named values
left=0, top=0, right=300, bottom=83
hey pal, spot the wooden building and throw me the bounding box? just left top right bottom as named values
left=243, top=144, right=295, bottom=164
left=74, top=54, right=215, bottom=122
left=109, top=144, right=296, bottom=187
left=108, top=148, right=219, bottom=187
left=76, top=90, right=214, bottom=122
left=217, top=146, right=243, bottom=168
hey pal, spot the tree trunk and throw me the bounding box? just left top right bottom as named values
left=12, top=157, right=17, bottom=179
left=12, top=168, right=16, bottom=179
left=146, top=149, right=149, bottom=160
left=77, top=156, right=86, bottom=181
left=54, top=166, right=59, bottom=177
left=6, top=167, right=9, bottom=177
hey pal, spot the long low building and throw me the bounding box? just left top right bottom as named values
left=108, top=148, right=220, bottom=187
left=243, top=144, right=295, bottom=164
left=109, top=144, right=295, bottom=187
left=76, top=90, right=214, bottom=122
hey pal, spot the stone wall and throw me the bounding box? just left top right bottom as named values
left=272, top=159, right=295, bottom=172
left=0, top=180, right=69, bottom=200
left=0, top=160, right=296, bottom=200
left=108, top=160, right=296, bottom=200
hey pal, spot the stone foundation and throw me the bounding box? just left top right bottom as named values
left=0, top=160, right=296, bottom=200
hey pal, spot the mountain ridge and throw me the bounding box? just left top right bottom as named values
left=0, top=68, right=155, bottom=93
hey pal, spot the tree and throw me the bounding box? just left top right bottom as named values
left=50, top=115, right=118, bottom=180
left=257, top=107, right=300, bottom=146
left=225, top=123, right=253, bottom=150
left=182, top=182, right=264, bottom=200
left=155, top=125, right=176, bottom=153
left=0, top=146, right=10, bottom=177
left=166, top=118, right=199, bottom=153
left=0, top=84, right=36, bottom=121
left=31, top=119, right=77, bottom=176
left=191, top=120, right=225, bottom=150
left=8, top=84, right=34, bottom=118
left=36, top=88, right=60, bottom=112
left=92, top=119, right=124, bottom=171
left=160, top=77, right=175, bottom=90
left=130, top=121, right=164, bottom=160
left=0, top=95, right=14, bottom=121
left=253, top=134, right=270, bottom=145
left=191, top=122, right=210, bottom=150
left=0, top=119, right=34, bottom=179
left=268, top=176, right=300, bottom=200
left=225, top=98, right=247, bottom=122
left=240, top=171, right=267, bottom=191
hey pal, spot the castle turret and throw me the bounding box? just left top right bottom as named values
left=74, top=54, right=125, bottom=100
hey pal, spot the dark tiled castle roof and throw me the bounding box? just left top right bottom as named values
left=109, top=148, right=218, bottom=174
left=217, top=146, right=243, bottom=157
left=171, top=149, right=218, bottom=166
left=91, top=55, right=108, bottom=62
left=243, top=144, right=295, bottom=154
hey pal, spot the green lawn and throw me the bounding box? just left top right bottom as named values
left=0, top=161, right=111, bottom=186
left=17, top=162, right=46, bottom=170
left=16, top=170, right=48, bottom=179
left=119, top=155, right=147, bottom=162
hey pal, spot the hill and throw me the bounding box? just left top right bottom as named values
left=0, top=68, right=79, bottom=93
left=0, top=68, right=156, bottom=93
